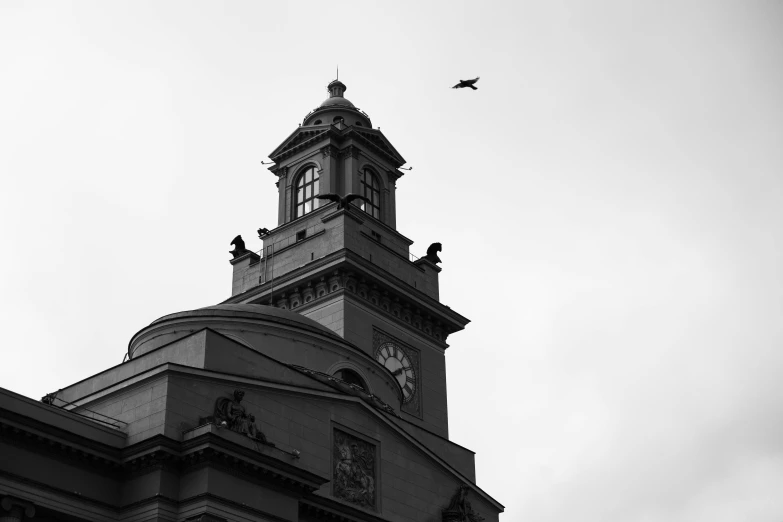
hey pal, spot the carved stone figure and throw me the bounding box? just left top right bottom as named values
left=424, top=242, right=442, bottom=264
left=229, top=235, right=248, bottom=259
left=213, top=390, right=272, bottom=445
left=442, top=485, right=484, bottom=522
left=333, top=429, right=376, bottom=509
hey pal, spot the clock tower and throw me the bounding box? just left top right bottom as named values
left=227, top=79, right=470, bottom=438
left=0, top=77, right=503, bottom=522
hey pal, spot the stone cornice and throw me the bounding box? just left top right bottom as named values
left=0, top=387, right=126, bottom=443
left=178, top=428, right=327, bottom=492
left=0, top=415, right=123, bottom=472
left=0, top=469, right=298, bottom=522
left=414, top=256, right=442, bottom=273
left=228, top=250, right=260, bottom=266
left=321, top=207, right=364, bottom=225
left=0, top=414, right=326, bottom=497
left=269, top=125, right=405, bottom=168
left=0, top=468, right=121, bottom=517
left=301, top=496, right=394, bottom=522
left=223, top=249, right=469, bottom=342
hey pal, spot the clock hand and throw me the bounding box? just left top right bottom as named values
left=391, top=367, right=404, bottom=376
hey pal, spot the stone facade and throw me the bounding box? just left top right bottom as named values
left=0, top=80, right=502, bottom=522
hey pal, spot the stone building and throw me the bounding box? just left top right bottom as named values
left=0, top=80, right=503, bottom=522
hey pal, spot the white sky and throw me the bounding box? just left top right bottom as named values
left=2, top=1, right=782, bottom=520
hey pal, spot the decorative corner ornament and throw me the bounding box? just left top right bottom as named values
left=229, top=235, right=249, bottom=259
left=211, top=390, right=274, bottom=446
left=423, top=242, right=442, bottom=264
left=442, top=485, right=484, bottom=522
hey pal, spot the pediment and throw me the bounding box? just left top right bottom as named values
left=267, top=126, right=406, bottom=168
left=268, top=127, right=331, bottom=160
left=349, top=128, right=406, bottom=166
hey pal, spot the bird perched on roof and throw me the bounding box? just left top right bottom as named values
left=316, top=193, right=370, bottom=210
left=452, top=77, right=480, bottom=90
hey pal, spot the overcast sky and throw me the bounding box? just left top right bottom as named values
left=2, top=1, right=782, bottom=521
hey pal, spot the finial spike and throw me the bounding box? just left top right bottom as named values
left=337, top=65, right=339, bottom=81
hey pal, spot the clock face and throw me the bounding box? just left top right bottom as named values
left=376, top=342, right=416, bottom=402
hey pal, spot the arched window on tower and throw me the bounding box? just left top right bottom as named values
left=334, top=369, right=367, bottom=391
left=294, top=166, right=320, bottom=219
left=359, top=168, right=381, bottom=219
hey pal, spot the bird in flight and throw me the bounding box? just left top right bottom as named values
left=452, top=77, right=480, bottom=90
left=316, top=193, right=370, bottom=210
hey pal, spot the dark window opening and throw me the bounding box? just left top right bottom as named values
left=370, top=230, right=381, bottom=242
left=356, top=121, right=363, bottom=126
left=359, top=168, right=381, bottom=219
left=314, top=119, right=322, bottom=125
left=294, top=167, right=320, bottom=219
left=296, top=230, right=306, bottom=242
left=335, top=369, right=367, bottom=391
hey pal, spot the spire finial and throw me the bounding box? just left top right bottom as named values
left=337, top=65, right=339, bottom=81
left=327, top=76, right=346, bottom=98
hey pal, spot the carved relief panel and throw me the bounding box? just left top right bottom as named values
left=332, top=428, right=377, bottom=510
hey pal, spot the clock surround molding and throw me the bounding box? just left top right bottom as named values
left=372, top=328, right=421, bottom=417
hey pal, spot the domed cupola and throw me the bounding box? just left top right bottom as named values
left=303, top=79, right=372, bottom=128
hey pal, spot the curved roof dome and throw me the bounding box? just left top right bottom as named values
left=150, top=303, right=338, bottom=338
left=303, top=79, right=372, bottom=127
left=319, top=96, right=355, bottom=108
